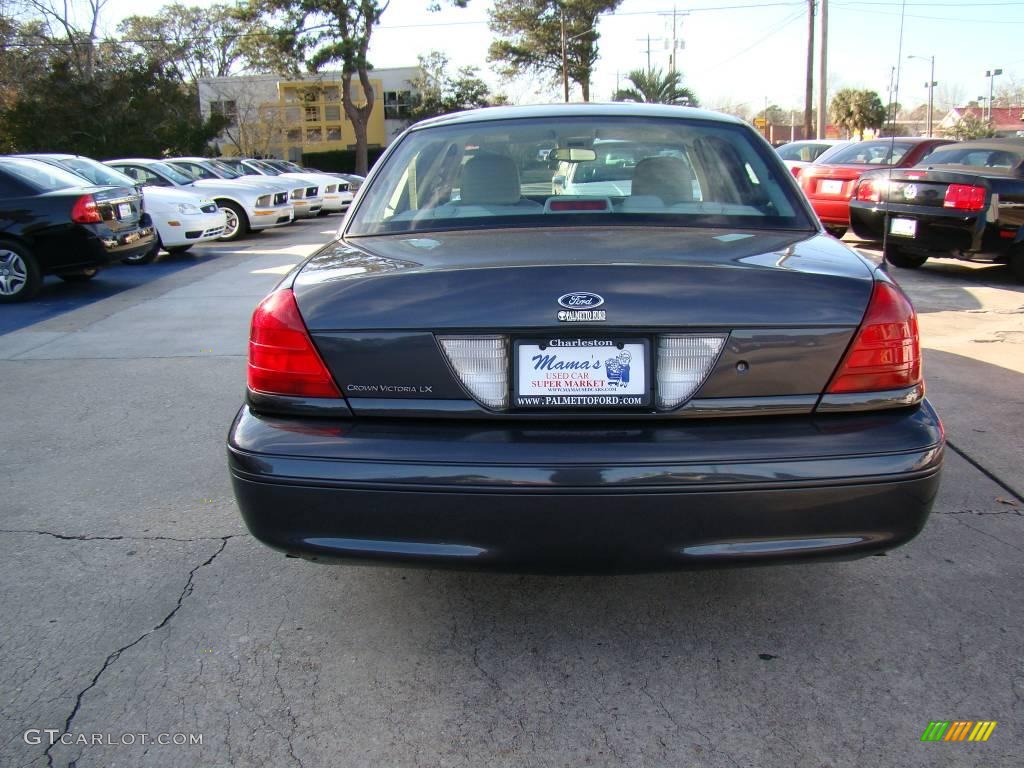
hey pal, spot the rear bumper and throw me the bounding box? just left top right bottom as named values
left=79, top=219, right=156, bottom=265
left=849, top=202, right=989, bottom=254
left=807, top=197, right=852, bottom=226
left=228, top=402, right=944, bottom=572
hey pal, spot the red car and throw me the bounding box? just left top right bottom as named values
left=799, top=138, right=953, bottom=238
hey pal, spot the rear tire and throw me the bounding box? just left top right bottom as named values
left=825, top=226, right=847, bottom=239
left=217, top=201, right=249, bottom=241
left=884, top=244, right=928, bottom=269
left=165, top=245, right=193, bottom=254
left=0, top=242, right=41, bottom=303
left=58, top=268, right=98, bottom=282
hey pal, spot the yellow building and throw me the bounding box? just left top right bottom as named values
left=199, top=69, right=418, bottom=161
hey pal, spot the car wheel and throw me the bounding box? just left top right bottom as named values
left=58, top=268, right=98, bottom=282
left=0, top=242, right=41, bottom=303
left=884, top=244, right=928, bottom=269
left=1010, top=247, right=1024, bottom=283
left=123, top=236, right=160, bottom=265
left=825, top=226, right=847, bottom=239
left=165, top=245, right=193, bottom=254
left=217, top=202, right=249, bottom=241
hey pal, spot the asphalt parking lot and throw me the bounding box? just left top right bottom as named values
left=2, top=221, right=1022, bottom=767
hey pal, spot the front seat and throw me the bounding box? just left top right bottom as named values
left=630, top=156, right=695, bottom=206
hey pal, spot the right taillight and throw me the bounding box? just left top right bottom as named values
left=71, top=194, right=102, bottom=223
left=248, top=289, right=341, bottom=398
left=943, top=184, right=986, bottom=211
left=855, top=178, right=880, bottom=203
left=826, top=281, right=921, bottom=394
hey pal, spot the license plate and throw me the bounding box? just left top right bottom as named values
left=514, top=338, right=649, bottom=408
left=890, top=217, right=917, bottom=238
left=820, top=179, right=844, bottom=195
left=117, top=203, right=132, bottom=219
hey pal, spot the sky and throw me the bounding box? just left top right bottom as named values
left=95, top=0, right=1024, bottom=115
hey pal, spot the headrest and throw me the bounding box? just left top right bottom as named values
left=459, top=154, right=522, bottom=205
left=631, top=156, right=695, bottom=205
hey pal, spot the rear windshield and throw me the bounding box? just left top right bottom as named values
left=0, top=158, right=96, bottom=191
left=918, top=146, right=1023, bottom=169
left=347, top=116, right=812, bottom=236
left=822, top=141, right=915, bottom=166
left=776, top=142, right=833, bottom=162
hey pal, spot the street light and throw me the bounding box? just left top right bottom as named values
left=985, top=68, right=1003, bottom=121
left=907, top=54, right=936, bottom=137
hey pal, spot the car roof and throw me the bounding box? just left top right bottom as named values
left=16, top=152, right=78, bottom=160
left=929, top=138, right=1024, bottom=152
left=410, top=103, right=745, bottom=131
left=106, top=158, right=162, bottom=164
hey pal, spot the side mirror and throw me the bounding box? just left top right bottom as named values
left=552, top=175, right=566, bottom=187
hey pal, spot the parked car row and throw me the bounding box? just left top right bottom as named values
left=0, top=151, right=364, bottom=302
left=775, top=136, right=1024, bottom=280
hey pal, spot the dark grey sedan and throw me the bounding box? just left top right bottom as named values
left=228, top=103, right=943, bottom=572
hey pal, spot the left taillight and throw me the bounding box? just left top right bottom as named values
left=71, top=194, right=102, bottom=223
left=248, top=289, right=341, bottom=398
left=855, top=178, right=881, bottom=203
left=825, top=281, right=921, bottom=394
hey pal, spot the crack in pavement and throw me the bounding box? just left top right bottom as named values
left=42, top=536, right=235, bottom=768
left=946, top=440, right=1024, bottom=503
left=0, top=529, right=244, bottom=543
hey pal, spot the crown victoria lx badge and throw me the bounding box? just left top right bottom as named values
left=557, top=292, right=606, bottom=322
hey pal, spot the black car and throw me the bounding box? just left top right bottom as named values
left=228, top=104, right=943, bottom=572
left=849, top=138, right=1024, bottom=281
left=0, top=157, right=155, bottom=302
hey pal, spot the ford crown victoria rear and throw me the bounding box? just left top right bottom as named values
left=227, top=104, right=943, bottom=572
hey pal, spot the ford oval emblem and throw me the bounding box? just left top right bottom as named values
left=558, top=292, right=604, bottom=309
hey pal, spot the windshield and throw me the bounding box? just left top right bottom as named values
left=822, top=141, right=915, bottom=166
left=0, top=158, right=99, bottom=191
left=918, top=145, right=1022, bottom=170
left=777, top=142, right=833, bottom=162
left=347, top=116, right=810, bottom=236
left=170, top=162, right=216, bottom=181
left=210, top=160, right=243, bottom=179
left=143, top=161, right=193, bottom=185
left=251, top=161, right=281, bottom=176
left=52, top=156, right=134, bottom=187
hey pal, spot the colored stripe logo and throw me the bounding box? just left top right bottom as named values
left=921, top=721, right=997, bottom=742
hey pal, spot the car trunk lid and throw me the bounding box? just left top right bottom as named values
left=282, top=228, right=877, bottom=414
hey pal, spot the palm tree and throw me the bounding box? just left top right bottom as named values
left=613, top=68, right=698, bottom=107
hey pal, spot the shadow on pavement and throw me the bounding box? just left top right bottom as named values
left=0, top=249, right=225, bottom=335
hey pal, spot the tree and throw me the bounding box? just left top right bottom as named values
left=1, top=51, right=227, bottom=157
left=488, top=0, right=623, bottom=102
left=117, top=3, right=292, bottom=83
left=407, top=51, right=498, bottom=122
left=612, top=68, right=697, bottom=106
left=829, top=88, right=886, bottom=140
left=945, top=113, right=998, bottom=141
left=9, top=0, right=107, bottom=79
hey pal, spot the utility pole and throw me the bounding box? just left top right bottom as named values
left=561, top=10, right=569, bottom=103
left=804, top=0, right=815, bottom=139
left=654, top=7, right=687, bottom=75
left=816, top=0, right=827, bottom=139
